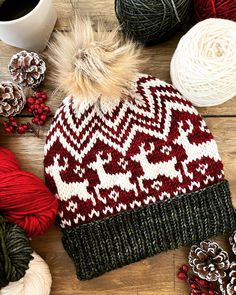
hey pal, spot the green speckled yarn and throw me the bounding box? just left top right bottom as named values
left=115, top=0, right=191, bottom=44
left=0, top=216, right=33, bottom=289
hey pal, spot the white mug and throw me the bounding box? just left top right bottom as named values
left=0, top=0, right=57, bottom=52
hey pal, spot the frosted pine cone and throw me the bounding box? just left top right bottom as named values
left=8, top=50, right=46, bottom=88
left=189, top=240, right=230, bottom=281
left=230, top=231, right=236, bottom=255
left=226, top=262, right=236, bottom=295
left=0, top=81, right=25, bottom=117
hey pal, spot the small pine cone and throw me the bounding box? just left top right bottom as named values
left=219, top=276, right=229, bottom=295
left=0, top=81, right=25, bottom=117
left=227, top=262, right=236, bottom=294
left=189, top=240, right=230, bottom=281
left=229, top=231, right=236, bottom=255
left=8, top=50, right=46, bottom=88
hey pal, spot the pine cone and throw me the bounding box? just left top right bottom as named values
left=189, top=240, right=230, bottom=281
left=229, top=231, right=236, bottom=255
left=227, top=262, right=236, bottom=294
left=0, top=81, right=25, bottom=117
left=8, top=50, right=46, bottom=88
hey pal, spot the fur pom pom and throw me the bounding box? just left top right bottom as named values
left=47, top=18, right=143, bottom=102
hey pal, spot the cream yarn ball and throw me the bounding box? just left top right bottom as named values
left=0, top=252, right=52, bottom=295
left=170, top=18, right=236, bottom=107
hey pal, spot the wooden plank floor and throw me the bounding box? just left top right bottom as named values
left=0, top=1, right=236, bottom=294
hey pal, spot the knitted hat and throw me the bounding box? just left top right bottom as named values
left=44, top=19, right=236, bottom=280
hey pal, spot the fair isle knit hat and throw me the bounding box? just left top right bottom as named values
left=44, top=19, right=236, bottom=280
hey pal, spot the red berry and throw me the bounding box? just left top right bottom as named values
left=32, top=118, right=37, bottom=124
left=44, top=106, right=50, bottom=112
left=37, top=108, right=43, bottom=114
left=37, top=98, right=43, bottom=104
left=41, top=103, right=45, bottom=108
left=41, top=94, right=47, bottom=100
left=11, top=121, right=18, bottom=127
left=177, top=271, right=186, bottom=280
left=208, top=291, right=214, bottom=295
left=199, top=279, right=206, bottom=286
left=35, top=92, right=42, bottom=99
left=181, top=264, right=189, bottom=273
left=40, top=114, right=47, bottom=121
left=28, top=108, right=33, bottom=113
left=22, top=124, right=28, bottom=130
left=190, top=283, right=196, bottom=289
left=27, top=97, right=35, bottom=105
left=38, top=120, right=44, bottom=126
left=34, top=104, right=39, bottom=109
left=17, top=126, right=26, bottom=134
left=2, top=121, right=9, bottom=128
left=9, top=116, right=16, bottom=122
left=5, top=126, right=14, bottom=133
left=202, top=293, right=207, bottom=295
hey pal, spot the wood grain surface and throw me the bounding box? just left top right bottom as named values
left=0, top=1, right=235, bottom=294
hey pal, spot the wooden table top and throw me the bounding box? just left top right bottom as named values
left=0, top=1, right=235, bottom=294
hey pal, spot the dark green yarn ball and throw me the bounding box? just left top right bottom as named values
left=0, top=217, right=33, bottom=289
left=115, top=0, right=191, bottom=44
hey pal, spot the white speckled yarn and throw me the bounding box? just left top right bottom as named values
left=0, top=252, right=52, bottom=295
left=170, top=18, right=236, bottom=107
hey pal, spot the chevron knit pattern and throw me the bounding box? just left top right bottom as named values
left=44, top=74, right=236, bottom=280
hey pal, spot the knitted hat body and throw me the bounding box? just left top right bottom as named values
left=44, top=74, right=236, bottom=280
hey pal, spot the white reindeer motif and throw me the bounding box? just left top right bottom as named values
left=174, top=120, right=221, bottom=178
left=88, top=152, right=138, bottom=202
left=45, top=154, right=96, bottom=205
left=131, top=143, right=183, bottom=193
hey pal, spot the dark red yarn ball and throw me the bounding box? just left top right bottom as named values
left=193, top=0, right=236, bottom=22
left=0, top=147, right=58, bottom=238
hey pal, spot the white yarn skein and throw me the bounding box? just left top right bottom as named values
left=0, top=252, right=52, bottom=295
left=170, top=18, right=236, bottom=107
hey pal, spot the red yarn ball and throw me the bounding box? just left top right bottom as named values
left=193, top=0, right=236, bottom=22
left=0, top=147, right=20, bottom=172
left=0, top=147, right=58, bottom=238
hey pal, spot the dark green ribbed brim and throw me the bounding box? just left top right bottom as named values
left=62, top=180, right=236, bottom=280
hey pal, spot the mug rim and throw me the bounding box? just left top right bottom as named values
left=0, top=0, right=44, bottom=24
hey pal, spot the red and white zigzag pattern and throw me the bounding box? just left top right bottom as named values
left=44, top=75, right=224, bottom=229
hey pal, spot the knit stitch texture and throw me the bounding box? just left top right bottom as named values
left=44, top=74, right=236, bottom=279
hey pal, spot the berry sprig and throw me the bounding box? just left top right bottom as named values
left=27, top=91, right=51, bottom=126
left=2, top=116, right=39, bottom=137
left=177, top=265, right=220, bottom=295
left=2, top=90, right=51, bottom=137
